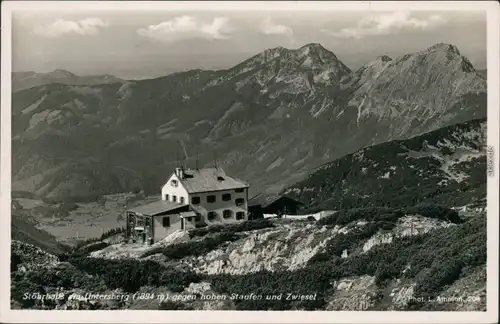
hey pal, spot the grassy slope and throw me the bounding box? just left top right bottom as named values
left=11, top=213, right=486, bottom=311
left=284, top=118, right=486, bottom=212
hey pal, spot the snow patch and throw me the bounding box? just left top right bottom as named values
left=22, top=95, right=48, bottom=115
left=378, top=172, right=391, bottom=179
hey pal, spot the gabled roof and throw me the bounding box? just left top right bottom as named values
left=127, top=200, right=187, bottom=216
left=248, top=193, right=304, bottom=208
left=177, top=167, right=249, bottom=193
left=190, top=204, right=208, bottom=215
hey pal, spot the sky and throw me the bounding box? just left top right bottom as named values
left=12, top=10, right=487, bottom=79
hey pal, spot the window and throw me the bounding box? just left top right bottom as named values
left=171, top=180, right=178, bottom=187
left=207, top=195, right=216, bottom=203
left=165, top=194, right=169, bottom=201
left=180, top=197, right=185, bottom=204
left=236, top=212, right=245, bottom=220
left=192, top=196, right=200, bottom=205
left=235, top=188, right=244, bottom=193
left=172, top=195, right=177, bottom=203
left=235, top=198, right=245, bottom=206
left=223, top=210, right=233, bottom=219
left=162, top=217, right=170, bottom=227
left=207, top=211, right=218, bottom=221
left=222, top=193, right=232, bottom=201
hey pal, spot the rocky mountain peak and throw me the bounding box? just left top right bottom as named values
left=298, top=43, right=330, bottom=54
left=387, top=43, right=477, bottom=75
left=255, top=43, right=346, bottom=69
left=225, top=43, right=351, bottom=88
left=425, top=43, right=461, bottom=56
left=420, top=43, right=476, bottom=73
left=296, top=43, right=341, bottom=62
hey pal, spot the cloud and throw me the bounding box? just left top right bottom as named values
left=137, top=16, right=233, bottom=42
left=260, top=18, right=294, bottom=41
left=33, top=18, right=109, bottom=37
left=323, top=11, right=446, bottom=39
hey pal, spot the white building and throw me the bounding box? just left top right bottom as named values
left=126, top=167, right=249, bottom=244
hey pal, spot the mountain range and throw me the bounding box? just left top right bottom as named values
left=11, top=42, right=487, bottom=201
left=11, top=70, right=124, bottom=92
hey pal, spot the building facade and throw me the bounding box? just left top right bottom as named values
left=126, top=167, right=249, bottom=244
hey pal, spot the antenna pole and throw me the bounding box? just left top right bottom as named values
left=180, top=139, right=188, bottom=169
left=213, top=151, right=218, bottom=169
left=196, top=149, right=199, bottom=170
left=176, top=146, right=180, bottom=169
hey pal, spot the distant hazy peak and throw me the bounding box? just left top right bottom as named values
left=49, top=69, right=76, bottom=78
left=260, top=43, right=339, bottom=58
left=376, top=55, right=393, bottom=62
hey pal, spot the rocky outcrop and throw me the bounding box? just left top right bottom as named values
left=183, top=223, right=348, bottom=275
left=90, top=230, right=190, bottom=260
left=362, top=215, right=455, bottom=252
left=11, top=240, right=60, bottom=272
left=326, top=276, right=378, bottom=311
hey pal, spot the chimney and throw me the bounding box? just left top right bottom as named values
left=175, top=167, right=184, bottom=179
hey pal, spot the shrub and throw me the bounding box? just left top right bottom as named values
left=72, top=227, right=125, bottom=250
left=309, top=221, right=388, bottom=263
left=317, top=205, right=460, bottom=229
left=11, top=252, right=21, bottom=272
left=189, top=219, right=274, bottom=238
left=209, top=263, right=334, bottom=310
left=318, top=207, right=401, bottom=226
left=403, top=204, right=462, bottom=223
left=307, top=252, right=331, bottom=265
left=68, top=257, right=202, bottom=293
left=415, top=258, right=464, bottom=298
left=159, top=300, right=195, bottom=310
left=24, top=264, right=99, bottom=291
left=70, top=242, right=110, bottom=258
left=188, top=219, right=275, bottom=239
left=11, top=278, right=45, bottom=308
left=141, top=232, right=239, bottom=259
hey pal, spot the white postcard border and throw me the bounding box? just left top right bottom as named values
left=1, top=1, right=498, bottom=323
